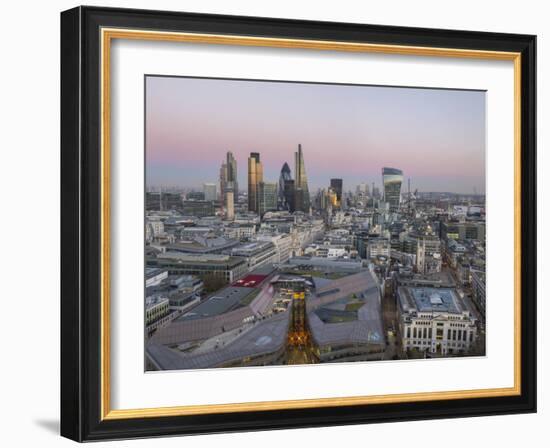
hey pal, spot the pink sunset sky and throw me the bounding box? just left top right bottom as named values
left=145, top=76, right=486, bottom=194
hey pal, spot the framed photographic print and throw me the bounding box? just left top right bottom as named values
left=60, top=6, right=537, bottom=442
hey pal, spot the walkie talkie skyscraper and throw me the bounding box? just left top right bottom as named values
left=382, top=167, right=404, bottom=211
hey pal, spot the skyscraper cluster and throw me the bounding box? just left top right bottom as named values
left=217, top=148, right=408, bottom=219
left=219, top=144, right=313, bottom=217
left=275, top=144, right=312, bottom=214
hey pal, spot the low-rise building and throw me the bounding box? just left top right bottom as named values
left=166, top=236, right=239, bottom=255
left=181, top=200, right=215, bottom=217
left=397, top=286, right=478, bottom=356
left=145, top=219, right=165, bottom=243
left=168, top=274, right=204, bottom=294
left=229, top=241, right=278, bottom=271
left=286, top=256, right=363, bottom=273
left=222, top=223, right=256, bottom=240
left=146, top=192, right=182, bottom=211
left=441, top=221, right=486, bottom=242
left=255, top=233, right=292, bottom=263
left=145, top=268, right=168, bottom=288
left=305, top=244, right=349, bottom=259
left=146, top=296, right=170, bottom=326
left=367, top=237, right=390, bottom=259
left=145, top=296, right=175, bottom=337
left=149, top=252, right=248, bottom=283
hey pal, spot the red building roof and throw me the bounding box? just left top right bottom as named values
left=232, top=274, right=268, bottom=288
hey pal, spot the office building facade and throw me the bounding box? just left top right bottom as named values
left=382, top=167, right=403, bottom=211
left=294, top=144, right=310, bottom=212
left=278, top=162, right=292, bottom=210
left=248, top=152, right=263, bottom=213
left=225, top=151, right=238, bottom=196
left=258, top=181, right=278, bottom=215
left=397, top=286, right=478, bottom=356
left=330, top=178, right=343, bottom=209
left=203, top=183, right=217, bottom=201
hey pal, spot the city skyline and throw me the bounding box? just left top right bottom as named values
left=145, top=75, right=487, bottom=371
left=146, top=76, right=486, bottom=194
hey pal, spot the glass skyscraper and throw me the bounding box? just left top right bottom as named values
left=382, top=167, right=404, bottom=211
left=248, top=152, right=263, bottom=213
left=330, top=178, right=343, bottom=209
left=226, top=151, right=238, bottom=196
left=278, top=162, right=292, bottom=210
left=294, top=144, right=310, bottom=212
left=220, top=151, right=238, bottom=217
left=258, top=181, right=278, bottom=215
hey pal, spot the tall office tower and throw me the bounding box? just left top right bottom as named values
left=294, top=144, right=310, bottom=212
left=203, top=183, right=217, bottom=201
left=278, top=162, right=292, bottom=210
left=258, top=181, right=278, bottom=215
left=226, top=151, right=238, bottom=197
left=225, top=191, right=235, bottom=220
left=328, top=187, right=338, bottom=208
left=382, top=167, right=404, bottom=211
left=330, top=178, right=343, bottom=208
left=283, top=179, right=296, bottom=212
left=294, top=188, right=305, bottom=214
left=219, top=161, right=228, bottom=203
left=407, top=177, right=411, bottom=213
left=318, top=188, right=337, bottom=211
left=248, top=152, right=263, bottom=212
left=315, top=189, right=325, bottom=210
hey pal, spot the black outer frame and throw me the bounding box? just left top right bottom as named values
left=60, top=5, right=536, bottom=442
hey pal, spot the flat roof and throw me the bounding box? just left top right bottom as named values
left=398, top=286, right=466, bottom=314
left=146, top=296, right=169, bottom=308
left=153, top=252, right=246, bottom=267
left=288, top=256, right=363, bottom=271
left=396, top=270, right=456, bottom=287
left=145, top=267, right=165, bottom=277
left=232, top=274, right=268, bottom=288
left=231, top=241, right=275, bottom=255
left=166, top=237, right=238, bottom=254
left=177, top=286, right=256, bottom=321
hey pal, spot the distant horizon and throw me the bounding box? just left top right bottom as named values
left=145, top=182, right=486, bottom=198
left=146, top=76, right=486, bottom=195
